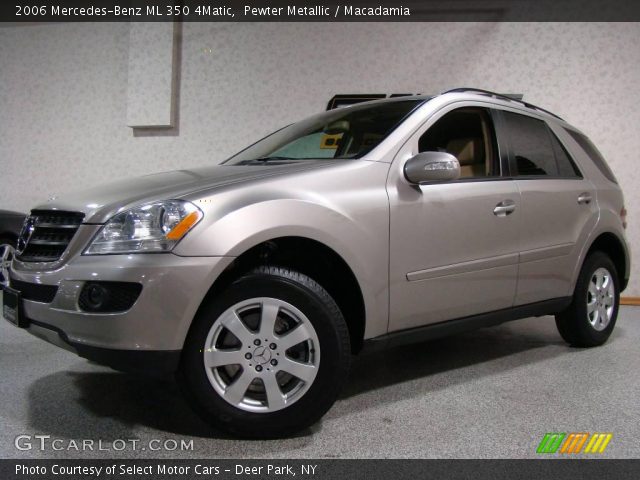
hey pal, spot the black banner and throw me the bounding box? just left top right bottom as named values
left=3, top=0, right=640, bottom=22
left=2, top=459, right=640, bottom=480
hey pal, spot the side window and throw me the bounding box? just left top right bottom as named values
left=418, top=108, right=499, bottom=178
left=502, top=112, right=558, bottom=177
left=548, top=129, right=581, bottom=178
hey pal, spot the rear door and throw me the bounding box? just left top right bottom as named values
left=497, top=110, right=598, bottom=305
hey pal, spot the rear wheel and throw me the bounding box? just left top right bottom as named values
left=179, top=266, right=351, bottom=438
left=555, top=251, right=619, bottom=347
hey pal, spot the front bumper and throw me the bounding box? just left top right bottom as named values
left=23, top=320, right=184, bottom=375
left=7, top=252, right=234, bottom=373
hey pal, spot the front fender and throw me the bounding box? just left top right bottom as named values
left=174, top=194, right=390, bottom=339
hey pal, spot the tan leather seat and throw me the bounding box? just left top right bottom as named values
left=446, top=138, right=485, bottom=177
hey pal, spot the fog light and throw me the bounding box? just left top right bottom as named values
left=79, top=281, right=143, bottom=313
left=85, top=283, right=109, bottom=310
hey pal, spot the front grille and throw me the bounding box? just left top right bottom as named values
left=9, top=278, right=58, bottom=303
left=17, top=210, right=84, bottom=262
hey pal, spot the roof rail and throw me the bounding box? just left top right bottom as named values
left=442, top=87, right=564, bottom=121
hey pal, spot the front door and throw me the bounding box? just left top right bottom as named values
left=388, top=106, right=520, bottom=332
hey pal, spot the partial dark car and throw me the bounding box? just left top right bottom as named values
left=0, top=209, right=26, bottom=287
left=0, top=209, right=26, bottom=247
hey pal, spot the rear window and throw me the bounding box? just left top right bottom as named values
left=565, top=129, right=618, bottom=184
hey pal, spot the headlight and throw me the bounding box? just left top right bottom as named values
left=84, top=200, right=203, bottom=255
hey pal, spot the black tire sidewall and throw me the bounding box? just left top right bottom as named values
left=179, top=268, right=350, bottom=438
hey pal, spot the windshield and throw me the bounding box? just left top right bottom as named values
left=225, top=99, right=425, bottom=165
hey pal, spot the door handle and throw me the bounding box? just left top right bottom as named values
left=493, top=199, right=516, bottom=217
left=578, top=192, right=593, bottom=205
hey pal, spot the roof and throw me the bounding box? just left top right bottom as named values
left=441, top=87, right=564, bottom=120
left=344, top=88, right=565, bottom=124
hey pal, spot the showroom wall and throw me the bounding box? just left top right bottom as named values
left=1, top=22, right=639, bottom=295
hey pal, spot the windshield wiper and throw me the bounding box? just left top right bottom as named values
left=254, top=156, right=294, bottom=162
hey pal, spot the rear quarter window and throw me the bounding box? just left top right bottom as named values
left=548, top=129, right=582, bottom=178
left=565, top=129, right=618, bottom=184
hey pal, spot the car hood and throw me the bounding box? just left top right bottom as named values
left=35, top=161, right=335, bottom=224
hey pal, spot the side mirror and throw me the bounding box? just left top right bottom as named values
left=403, top=151, right=460, bottom=184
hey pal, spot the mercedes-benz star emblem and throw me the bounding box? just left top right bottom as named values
left=252, top=346, right=271, bottom=365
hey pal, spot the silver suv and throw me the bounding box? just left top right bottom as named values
left=2, top=88, right=630, bottom=438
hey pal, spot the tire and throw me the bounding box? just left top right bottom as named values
left=555, top=251, right=620, bottom=347
left=178, top=266, right=351, bottom=438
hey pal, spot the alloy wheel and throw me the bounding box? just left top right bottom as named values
left=203, top=297, right=320, bottom=413
left=0, top=244, right=14, bottom=288
left=586, top=267, right=616, bottom=331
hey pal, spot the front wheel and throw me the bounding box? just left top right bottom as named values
left=0, top=241, right=15, bottom=288
left=555, top=251, right=620, bottom=347
left=179, top=266, right=351, bottom=438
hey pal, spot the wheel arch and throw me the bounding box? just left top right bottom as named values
left=192, top=236, right=367, bottom=353
left=584, top=232, right=629, bottom=292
